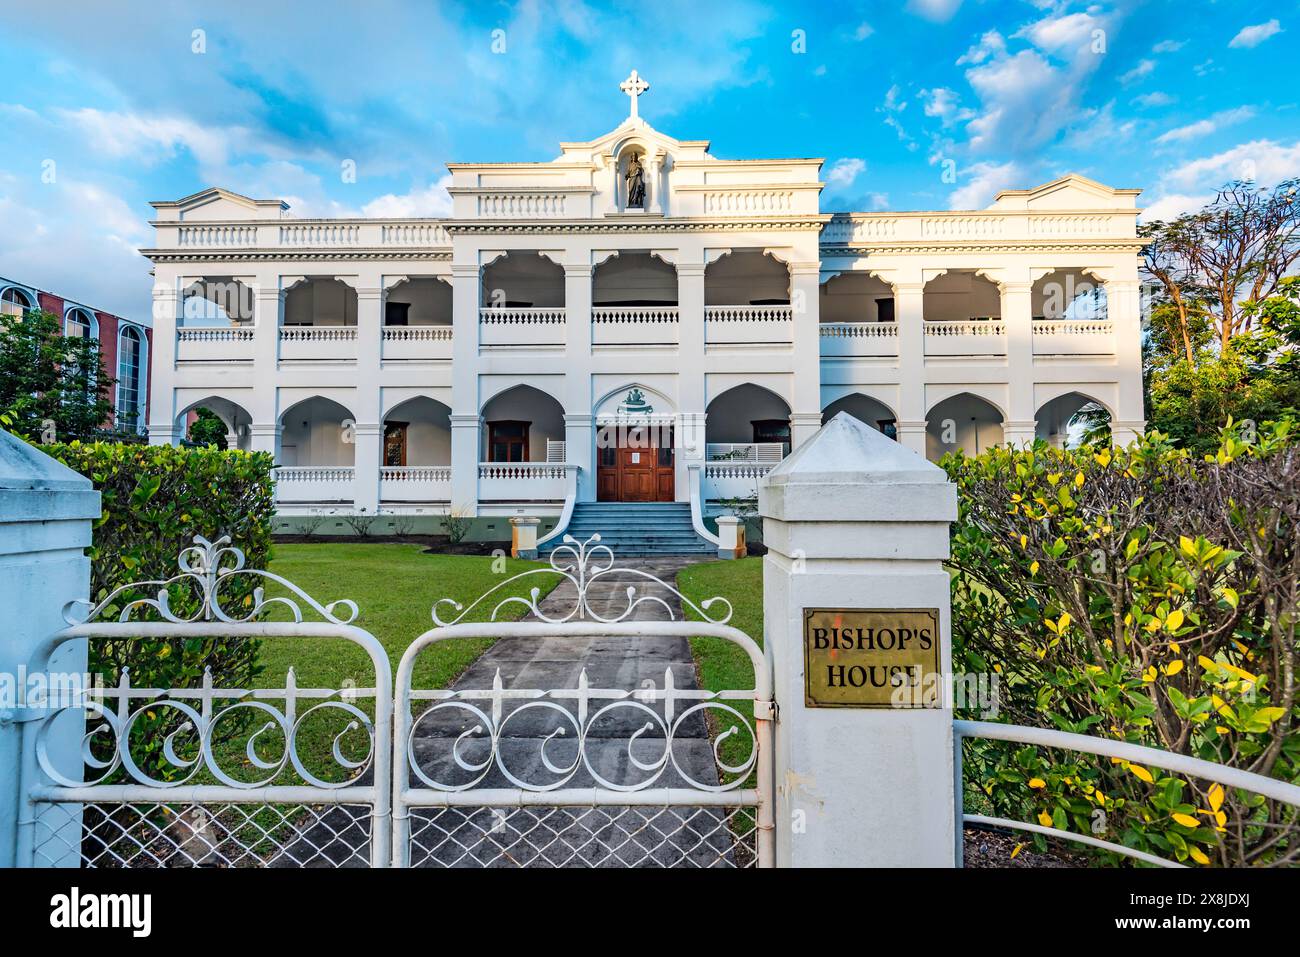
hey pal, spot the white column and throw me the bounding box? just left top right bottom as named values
left=450, top=263, right=481, bottom=514
left=1, top=431, right=100, bottom=867
left=252, top=275, right=285, bottom=462
left=894, top=280, right=927, bottom=456
left=352, top=283, right=383, bottom=514
left=677, top=260, right=707, bottom=497
left=1107, top=276, right=1146, bottom=445
left=760, top=413, right=958, bottom=867
left=789, top=263, right=822, bottom=449
left=563, top=262, right=594, bottom=501
left=147, top=277, right=179, bottom=445
left=1002, top=275, right=1037, bottom=446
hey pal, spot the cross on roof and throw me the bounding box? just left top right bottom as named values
left=619, top=69, right=650, bottom=119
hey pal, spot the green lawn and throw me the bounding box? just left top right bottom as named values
left=260, top=542, right=562, bottom=691
left=677, top=557, right=765, bottom=776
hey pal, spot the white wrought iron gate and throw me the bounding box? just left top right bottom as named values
left=17, top=535, right=774, bottom=868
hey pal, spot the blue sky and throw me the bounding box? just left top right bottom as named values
left=1, top=0, right=1296, bottom=321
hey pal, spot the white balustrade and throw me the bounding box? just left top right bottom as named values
left=476, top=192, right=568, bottom=218
left=274, top=466, right=355, bottom=503
left=177, top=224, right=257, bottom=247
left=380, top=222, right=450, bottom=245
left=478, top=307, right=567, bottom=347
left=703, top=461, right=776, bottom=501
left=1032, top=319, right=1115, bottom=355
left=923, top=320, right=1007, bottom=357
left=478, top=462, right=570, bottom=501
left=591, top=306, right=680, bottom=345
left=279, top=325, right=358, bottom=361
left=176, top=326, right=255, bottom=362
left=704, top=305, right=793, bottom=345
left=278, top=223, right=360, bottom=245
left=379, top=466, right=452, bottom=503
left=703, top=190, right=794, bottom=214
left=381, top=325, right=453, bottom=361
left=819, top=321, right=899, bottom=357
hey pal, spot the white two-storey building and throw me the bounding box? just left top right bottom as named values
left=144, top=74, right=1145, bottom=548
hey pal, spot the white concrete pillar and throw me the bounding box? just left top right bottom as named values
left=1002, top=275, right=1037, bottom=446
left=564, top=413, right=595, bottom=502
left=564, top=262, right=594, bottom=501
left=147, top=278, right=179, bottom=445
left=450, top=263, right=481, bottom=514
left=715, top=514, right=745, bottom=560
left=0, top=430, right=100, bottom=867
left=760, top=412, right=958, bottom=867
left=678, top=260, right=707, bottom=496
left=1107, top=276, right=1146, bottom=445
left=789, top=263, right=823, bottom=449
left=511, top=516, right=540, bottom=559
left=894, top=280, right=927, bottom=456
left=352, top=281, right=384, bottom=514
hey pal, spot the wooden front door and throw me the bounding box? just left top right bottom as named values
left=384, top=422, right=408, bottom=466
left=597, top=427, right=675, bottom=502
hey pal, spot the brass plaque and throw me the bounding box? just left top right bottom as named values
left=803, top=608, right=941, bottom=709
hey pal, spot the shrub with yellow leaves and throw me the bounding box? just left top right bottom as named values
left=946, top=419, right=1300, bottom=866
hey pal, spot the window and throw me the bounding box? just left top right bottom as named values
left=116, top=325, right=144, bottom=431
left=384, top=422, right=408, bottom=466
left=752, top=419, right=791, bottom=457
left=878, top=419, right=898, bottom=441
left=875, top=298, right=895, bottom=323
left=488, top=420, right=529, bottom=462
left=385, top=301, right=410, bottom=326
left=1, top=286, right=34, bottom=318
left=65, top=307, right=96, bottom=339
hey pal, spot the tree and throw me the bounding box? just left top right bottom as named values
left=1142, top=179, right=1300, bottom=361
left=187, top=407, right=229, bottom=448
left=1141, top=182, right=1300, bottom=451
left=0, top=310, right=115, bottom=441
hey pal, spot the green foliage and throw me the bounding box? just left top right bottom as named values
left=186, top=407, right=229, bottom=449
left=0, top=310, right=115, bottom=442
left=44, top=441, right=276, bottom=779
left=944, top=420, right=1300, bottom=866
left=1146, top=280, right=1300, bottom=455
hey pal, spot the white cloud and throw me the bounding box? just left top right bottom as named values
left=1164, top=139, right=1300, bottom=192
left=1016, top=11, right=1101, bottom=57
left=949, top=160, right=1024, bottom=209
left=360, top=177, right=454, bottom=218
left=920, top=87, right=974, bottom=127
left=1229, top=20, right=1282, bottom=49
left=907, top=0, right=962, bottom=23
left=958, top=30, right=1006, bottom=66
left=1120, top=59, right=1155, bottom=84
left=1140, top=193, right=1212, bottom=222
left=1152, top=39, right=1185, bottom=54
left=1154, top=106, right=1255, bottom=145
left=826, top=158, right=866, bottom=189
left=853, top=22, right=874, bottom=41
left=1132, top=91, right=1174, bottom=108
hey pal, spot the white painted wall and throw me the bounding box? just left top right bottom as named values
left=279, top=397, right=356, bottom=466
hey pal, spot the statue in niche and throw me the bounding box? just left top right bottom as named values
left=625, top=154, right=646, bottom=209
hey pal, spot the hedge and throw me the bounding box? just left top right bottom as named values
left=45, top=442, right=276, bottom=776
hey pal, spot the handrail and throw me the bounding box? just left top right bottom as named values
left=687, top=463, right=722, bottom=547
left=536, top=466, right=580, bottom=547
left=954, top=719, right=1300, bottom=868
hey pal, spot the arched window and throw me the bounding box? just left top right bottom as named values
left=1, top=286, right=35, bottom=317
left=65, top=306, right=98, bottom=339
left=116, top=325, right=145, bottom=431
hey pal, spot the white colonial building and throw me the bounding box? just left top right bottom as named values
left=143, top=73, right=1145, bottom=546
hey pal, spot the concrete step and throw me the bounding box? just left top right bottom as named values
left=542, top=502, right=715, bottom=556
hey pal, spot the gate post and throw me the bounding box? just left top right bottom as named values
left=759, top=413, right=958, bottom=867
left=0, top=430, right=100, bottom=867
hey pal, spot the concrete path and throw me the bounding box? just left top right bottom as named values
left=406, top=557, right=748, bottom=867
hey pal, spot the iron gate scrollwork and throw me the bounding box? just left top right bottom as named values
left=18, top=534, right=773, bottom=868
left=18, top=536, right=392, bottom=868
left=395, top=535, right=775, bottom=867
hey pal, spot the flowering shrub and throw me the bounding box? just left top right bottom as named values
left=944, top=421, right=1299, bottom=866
